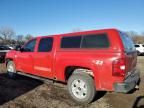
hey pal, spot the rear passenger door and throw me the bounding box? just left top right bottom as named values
left=33, top=37, right=54, bottom=78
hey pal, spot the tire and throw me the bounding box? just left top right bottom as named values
left=7, top=61, right=17, bottom=78
left=67, top=73, right=96, bottom=104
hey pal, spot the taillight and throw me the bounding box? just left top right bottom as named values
left=112, top=58, right=126, bottom=77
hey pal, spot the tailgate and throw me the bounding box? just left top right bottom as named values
left=125, top=51, right=137, bottom=76
left=119, top=31, right=137, bottom=77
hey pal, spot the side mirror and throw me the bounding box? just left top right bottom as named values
left=15, top=45, right=22, bottom=51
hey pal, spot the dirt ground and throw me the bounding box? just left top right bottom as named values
left=0, top=57, right=144, bottom=108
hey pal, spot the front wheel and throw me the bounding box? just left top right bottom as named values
left=7, top=61, right=17, bottom=78
left=67, top=73, right=96, bottom=104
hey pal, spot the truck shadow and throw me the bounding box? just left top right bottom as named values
left=132, top=96, right=144, bottom=108
left=0, top=73, right=43, bottom=105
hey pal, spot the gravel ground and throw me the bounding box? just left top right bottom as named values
left=0, top=57, right=144, bottom=108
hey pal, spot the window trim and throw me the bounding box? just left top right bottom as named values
left=60, top=33, right=110, bottom=50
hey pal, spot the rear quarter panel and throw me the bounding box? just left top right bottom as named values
left=55, top=51, right=124, bottom=91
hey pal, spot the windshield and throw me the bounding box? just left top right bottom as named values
left=119, top=32, right=136, bottom=52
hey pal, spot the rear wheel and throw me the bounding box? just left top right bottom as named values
left=7, top=61, right=17, bottom=78
left=67, top=73, right=96, bottom=104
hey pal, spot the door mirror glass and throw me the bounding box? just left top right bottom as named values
left=15, top=45, right=22, bottom=51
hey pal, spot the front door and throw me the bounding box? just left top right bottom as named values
left=16, top=39, right=37, bottom=74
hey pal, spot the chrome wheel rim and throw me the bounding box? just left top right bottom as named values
left=7, top=64, right=15, bottom=73
left=71, top=79, right=87, bottom=99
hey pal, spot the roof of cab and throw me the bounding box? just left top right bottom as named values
left=35, top=28, right=119, bottom=39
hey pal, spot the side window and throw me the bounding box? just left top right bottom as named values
left=81, top=34, right=109, bottom=48
left=61, top=36, right=82, bottom=48
left=23, top=39, right=36, bottom=52
left=135, top=45, right=140, bottom=47
left=38, top=37, right=53, bottom=52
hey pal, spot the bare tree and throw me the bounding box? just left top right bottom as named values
left=0, top=37, right=3, bottom=44
left=126, top=31, right=138, bottom=38
left=17, top=35, right=24, bottom=42
left=24, top=34, right=33, bottom=42
left=133, top=36, right=144, bottom=44
left=141, top=32, right=144, bottom=36
left=0, top=27, right=15, bottom=44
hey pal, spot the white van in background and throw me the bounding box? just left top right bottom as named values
left=134, top=44, right=144, bottom=55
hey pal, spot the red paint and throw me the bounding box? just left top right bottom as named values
left=6, top=28, right=137, bottom=91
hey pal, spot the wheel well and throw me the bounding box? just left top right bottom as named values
left=64, top=66, right=93, bottom=81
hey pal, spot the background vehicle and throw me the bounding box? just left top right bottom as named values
left=134, top=44, right=144, bottom=55
left=5, top=29, right=140, bottom=104
left=6, top=45, right=14, bottom=50
left=0, top=45, right=11, bottom=62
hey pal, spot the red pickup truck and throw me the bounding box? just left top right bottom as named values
left=5, top=29, right=140, bottom=104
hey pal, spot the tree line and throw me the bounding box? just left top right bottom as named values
left=0, top=27, right=33, bottom=46
left=0, top=26, right=144, bottom=46
left=126, top=31, right=144, bottom=44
